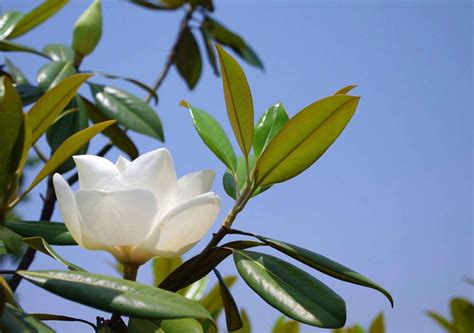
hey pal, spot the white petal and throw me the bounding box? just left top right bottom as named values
left=177, top=170, right=215, bottom=204
left=149, top=192, right=220, bottom=257
left=52, top=174, right=105, bottom=250
left=73, top=155, right=123, bottom=191
left=122, top=148, right=177, bottom=214
left=115, top=156, right=131, bottom=173
left=75, top=189, right=158, bottom=246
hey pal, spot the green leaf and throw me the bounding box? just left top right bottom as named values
left=234, top=250, right=346, bottom=328
left=16, top=84, right=43, bottom=106
left=42, top=44, right=75, bottom=62
left=159, top=241, right=260, bottom=292
left=369, top=313, right=385, bottom=333
left=0, top=12, right=23, bottom=39
left=8, top=0, right=68, bottom=39
left=153, top=257, right=182, bottom=286
left=23, top=236, right=85, bottom=271
left=4, top=57, right=29, bottom=85
left=334, top=85, right=358, bottom=95
left=0, top=77, right=23, bottom=200
left=216, top=44, right=254, bottom=157
left=223, top=155, right=270, bottom=199
left=0, top=275, right=20, bottom=308
left=238, top=309, right=251, bottom=333
left=129, top=318, right=203, bottom=333
left=272, top=316, right=299, bottom=333
left=214, top=269, right=242, bottom=331
left=200, top=275, right=237, bottom=320
left=93, top=71, right=158, bottom=105
left=46, top=98, right=88, bottom=174
left=200, top=28, right=218, bottom=75
left=28, top=73, right=92, bottom=143
left=26, top=120, right=115, bottom=193
left=0, top=303, right=55, bottom=333
left=78, top=96, right=139, bottom=159
left=72, top=0, right=102, bottom=57
left=180, top=100, right=237, bottom=171
left=19, top=270, right=213, bottom=321
left=426, top=311, right=456, bottom=333
left=183, top=276, right=209, bottom=301
left=175, top=27, right=202, bottom=89
left=257, top=236, right=393, bottom=307
left=37, top=60, right=76, bottom=92
left=91, top=84, right=164, bottom=141
left=202, top=18, right=263, bottom=69
left=0, top=40, right=49, bottom=58
left=255, top=95, right=360, bottom=186
left=450, top=298, right=474, bottom=331
left=254, top=102, right=290, bottom=157
left=5, top=221, right=75, bottom=246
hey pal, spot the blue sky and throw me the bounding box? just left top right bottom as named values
left=2, top=1, right=472, bottom=332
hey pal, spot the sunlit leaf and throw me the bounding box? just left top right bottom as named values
left=234, top=250, right=346, bottom=328
left=333, top=85, right=358, bottom=95
left=272, top=316, right=299, bottom=333
left=450, top=298, right=474, bottom=331
left=369, top=313, right=385, bottom=333
left=254, top=102, right=289, bottom=157
left=37, top=60, right=76, bottom=91
left=255, top=95, right=359, bottom=186
left=216, top=44, right=254, bottom=156
left=153, top=256, right=182, bottom=286
left=19, top=270, right=213, bottom=321
left=42, top=44, right=75, bottom=62
left=180, top=100, right=237, bottom=171
left=4, top=57, right=29, bottom=85
left=0, top=11, right=23, bottom=39
left=183, top=276, right=209, bottom=301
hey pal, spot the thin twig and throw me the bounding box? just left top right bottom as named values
left=32, top=144, right=48, bottom=163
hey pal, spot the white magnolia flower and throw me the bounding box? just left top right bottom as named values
left=53, top=148, right=220, bottom=265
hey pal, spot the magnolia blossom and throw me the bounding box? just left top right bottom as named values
left=53, top=148, right=220, bottom=265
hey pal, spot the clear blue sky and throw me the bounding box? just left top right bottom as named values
left=2, top=1, right=472, bottom=332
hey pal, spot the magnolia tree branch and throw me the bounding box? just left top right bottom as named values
left=9, top=6, right=196, bottom=292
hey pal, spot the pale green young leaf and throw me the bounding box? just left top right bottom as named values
left=254, top=102, right=289, bottom=157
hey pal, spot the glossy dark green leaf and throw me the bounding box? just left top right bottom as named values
left=254, top=103, right=289, bottom=157
left=5, top=221, right=75, bottom=246
left=0, top=40, right=49, bottom=58
left=180, top=100, right=237, bottom=171
left=93, top=71, right=158, bottom=104
left=202, top=18, right=263, bottom=69
left=214, top=269, right=242, bottom=331
left=175, top=28, right=202, bottom=89
left=257, top=236, right=393, bottom=307
left=216, top=44, right=254, bottom=156
left=32, top=313, right=96, bottom=330
left=255, top=95, right=360, bottom=186
left=451, top=298, right=474, bottom=331
left=8, top=0, right=67, bottom=39
left=334, top=85, right=358, bottom=95
left=128, top=318, right=203, bottom=333
left=42, top=44, right=75, bottom=62
left=0, top=12, right=23, bottom=39
left=19, top=270, right=213, bottom=321
left=234, top=250, right=346, bottom=328
left=0, top=77, right=23, bottom=201
left=26, top=120, right=115, bottom=193
left=78, top=96, right=139, bottom=159
left=369, top=313, right=385, bottom=333
left=23, top=236, right=84, bottom=271
left=200, top=28, right=218, bottom=75
left=0, top=303, right=55, bottom=333
left=37, top=60, right=76, bottom=92
left=91, top=84, right=164, bottom=141
left=4, top=57, right=29, bottom=85
left=46, top=98, right=88, bottom=174
left=16, top=84, right=43, bottom=106
left=272, top=316, right=299, bottom=333
left=159, top=241, right=260, bottom=292
left=28, top=73, right=92, bottom=143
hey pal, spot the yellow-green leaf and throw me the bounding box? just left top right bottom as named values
left=369, top=313, right=384, bottom=333
left=216, top=44, right=254, bottom=156
left=28, top=73, right=92, bottom=143
left=26, top=120, right=115, bottom=193
left=153, top=257, right=182, bottom=286
left=255, top=95, right=359, bottom=186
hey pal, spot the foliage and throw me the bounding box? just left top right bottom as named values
left=0, top=1, right=392, bottom=332
left=427, top=297, right=474, bottom=333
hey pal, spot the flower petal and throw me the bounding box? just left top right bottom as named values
left=122, top=148, right=178, bottom=214
left=52, top=174, right=105, bottom=250
left=73, top=155, right=123, bottom=190
left=115, top=155, right=131, bottom=173
left=75, top=189, right=158, bottom=246
left=177, top=170, right=215, bottom=204
left=148, top=192, right=220, bottom=257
